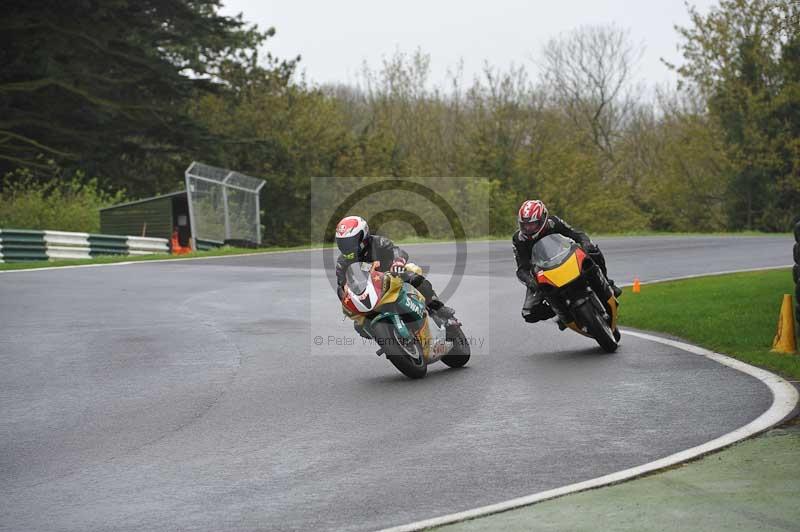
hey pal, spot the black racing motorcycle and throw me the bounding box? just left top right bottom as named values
left=531, top=234, right=621, bottom=352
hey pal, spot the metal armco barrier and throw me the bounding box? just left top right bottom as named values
left=0, top=229, right=169, bottom=263
left=87, top=234, right=129, bottom=257
left=127, top=236, right=170, bottom=256
left=0, top=229, right=47, bottom=262
left=44, top=231, right=91, bottom=260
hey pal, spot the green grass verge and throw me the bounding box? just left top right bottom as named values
left=620, top=269, right=800, bottom=380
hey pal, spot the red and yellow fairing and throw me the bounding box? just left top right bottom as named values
left=342, top=272, right=404, bottom=324
left=535, top=248, right=586, bottom=288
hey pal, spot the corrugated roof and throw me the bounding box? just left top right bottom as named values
left=99, top=191, right=186, bottom=212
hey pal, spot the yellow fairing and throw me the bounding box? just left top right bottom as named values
left=417, top=316, right=432, bottom=360
left=565, top=321, right=590, bottom=337
left=607, top=296, right=619, bottom=331
left=541, top=254, right=581, bottom=288
left=378, top=274, right=404, bottom=304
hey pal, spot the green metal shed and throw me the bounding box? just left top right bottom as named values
left=99, top=191, right=192, bottom=246
left=99, top=162, right=265, bottom=250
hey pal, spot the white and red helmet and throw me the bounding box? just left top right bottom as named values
left=335, top=215, right=369, bottom=259
left=518, top=200, right=548, bottom=238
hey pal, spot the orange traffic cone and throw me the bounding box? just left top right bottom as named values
left=170, top=229, right=190, bottom=255
left=772, top=294, right=797, bottom=354
left=632, top=277, right=641, bottom=294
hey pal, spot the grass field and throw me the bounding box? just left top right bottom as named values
left=620, top=269, right=800, bottom=380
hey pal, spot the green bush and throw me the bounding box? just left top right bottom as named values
left=0, top=170, right=125, bottom=233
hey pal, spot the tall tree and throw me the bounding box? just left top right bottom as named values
left=0, top=0, right=285, bottom=195
left=669, top=0, right=800, bottom=230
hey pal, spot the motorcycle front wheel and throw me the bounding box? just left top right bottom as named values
left=574, top=300, right=618, bottom=353
left=377, top=322, right=428, bottom=379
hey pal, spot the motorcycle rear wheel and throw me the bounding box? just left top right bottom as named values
left=574, top=300, right=618, bottom=353
left=442, top=327, right=471, bottom=368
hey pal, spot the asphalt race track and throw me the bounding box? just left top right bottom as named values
left=0, top=236, right=793, bottom=532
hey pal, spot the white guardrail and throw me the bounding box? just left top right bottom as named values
left=126, top=236, right=171, bottom=256
left=0, top=229, right=169, bottom=263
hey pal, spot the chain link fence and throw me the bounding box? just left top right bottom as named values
left=184, top=162, right=265, bottom=247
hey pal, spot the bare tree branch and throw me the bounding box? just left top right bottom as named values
left=539, top=25, right=643, bottom=163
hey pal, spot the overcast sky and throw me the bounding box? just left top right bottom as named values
left=220, top=0, right=717, bottom=89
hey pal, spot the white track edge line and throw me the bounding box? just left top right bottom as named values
left=0, top=240, right=464, bottom=274
left=0, top=249, right=315, bottom=274
left=0, top=248, right=794, bottom=276
left=375, top=324, right=799, bottom=532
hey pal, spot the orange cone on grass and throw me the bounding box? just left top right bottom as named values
left=632, top=277, right=641, bottom=294
left=772, top=294, right=797, bottom=354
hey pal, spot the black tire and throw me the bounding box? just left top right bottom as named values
left=442, top=327, right=471, bottom=368
left=574, top=300, right=618, bottom=353
left=794, top=243, right=800, bottom=264
left=378, top=323, right=427, bottom=379
left=793, top=264, right=800, bottom=284
left=794, top=221, right=800, bottom=243
left=795, top=286, right=800, bottom=318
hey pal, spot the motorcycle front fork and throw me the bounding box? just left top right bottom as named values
left=584, top=264, right=613, bottom=300
left=544, top=266, right=611, bottom=326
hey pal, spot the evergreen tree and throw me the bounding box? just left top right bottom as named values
left=0, top=0, right=290, bottom=195
left=669, top=0, right=800, bottom=230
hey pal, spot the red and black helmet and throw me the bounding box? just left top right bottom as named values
left=335, top=215, right=369, bottom=259
left=518, top=200, right=548, bottom=238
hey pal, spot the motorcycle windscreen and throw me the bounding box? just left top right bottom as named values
left=532, top=234, right=575, bottom=270
left=345, top=262, right=373, bottom=295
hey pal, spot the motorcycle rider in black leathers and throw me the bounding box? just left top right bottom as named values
left=513, top=200, right=622, bottom=323
left=334, top=216, right=454, bottom=336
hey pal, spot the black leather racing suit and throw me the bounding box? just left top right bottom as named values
left=335, top=234, right=438, bottom=305
left=513, top=216, right=612, bottom=323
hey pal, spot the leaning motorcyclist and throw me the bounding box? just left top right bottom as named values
left=334, top=215, right=455, bottom=325
left=513, top=200, right=622, bottom=324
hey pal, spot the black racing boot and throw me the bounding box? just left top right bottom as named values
left=428, top=299, right=456, bottom=319
left=609, top=280, right=622, bottom=298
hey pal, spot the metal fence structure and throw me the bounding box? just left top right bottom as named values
left=184, top=162, right=266, bottom=248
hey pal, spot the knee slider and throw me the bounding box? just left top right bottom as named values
left=523, top=313, right=540, bottom=323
